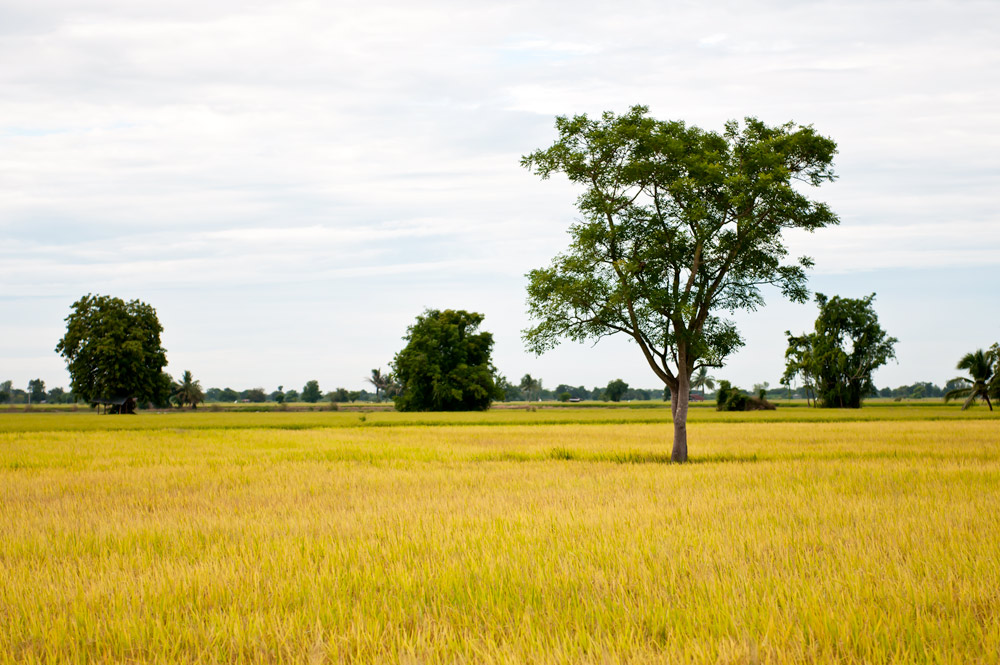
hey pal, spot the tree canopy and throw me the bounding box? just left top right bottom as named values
left=301, top=380, right=322, bottom=403
left=55, top=294, right=171, bottom=406
left=522, top=106, right=839, bottom=460
left=785, top=293, right=897, bottom=408
left=392, top=309, right=503, bottom=412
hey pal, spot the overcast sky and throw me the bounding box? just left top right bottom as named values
left=2, top=0, right=998, bottom=394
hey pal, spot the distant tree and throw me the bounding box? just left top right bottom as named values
left=301, top=380, right=322, bottom=403
left=366, top=368, right=393, bottom=402
left=172, top=370, right=205, bottom=408
left=604, top=379, right=629, bottom=402
left=220, top=387, right=240, bottom=402
left=0, top=380, right=11, bottom=404
left=785, top=294, right=896, bottom=408
left=522, top=107, right=839, bottom=461
left=55, top=294, right=171, bottom=406
left=691, top=368, right=716, bottom=398
left=944, top=348, right=995, bottom=411
left=497, top=376, right=522, bottom=401
left=519, top=374, right=541, bottom=402
left=392, top=309, right=503, bottom=412
left=329, top=387, right=350, bottom=403
left=27, top=379, right=46, bottom=404
left=242, top=388, right=267, bottom=403
left=348, top=390, right=361, bottom=402
left=47, top=387, right=69, bottom=404
left=990, top=343, right=1000, bottom=401
left=284, top=389, right=300, bottom=402
left=271, top=386, right=285, bottom=404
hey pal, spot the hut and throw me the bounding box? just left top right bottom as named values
left=95, top=396, right=138, bottom=415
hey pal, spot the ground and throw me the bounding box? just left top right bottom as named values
left=1, top=404, right=997, bottom=663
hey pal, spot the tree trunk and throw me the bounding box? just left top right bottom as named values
left=671, top=374, right=690, bottom=463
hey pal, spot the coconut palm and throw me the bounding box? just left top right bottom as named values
left=944, top=349, right=994, bottom=411
left=172, top=370, right=205, bottom=409
left=367, top=368, right=391, bottom=402
left=691, top=367, right=716, bottom=397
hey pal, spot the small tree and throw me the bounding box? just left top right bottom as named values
left=171, top=370, right=205, bottom=408
left=392, top=309, right=503, bottom=412
left=519, top=374, right=541, bottom=402
left=0, top=380, right=11, bottom=404
left=366, top=368, right=392, bottom=402
left=28, top=379, right=46, bottom=404
left=691, top=367, right=715, bottom=398
left=55, top=294, right=171, bottom=406
left=785, top=294, right=897, bottom=408
left=301, top=380, right=322, bottom=403
left=522, top=107, right=839, bottom=461
left=604, top=379, right=629, bottom=402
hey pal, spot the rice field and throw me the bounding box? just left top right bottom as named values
left=1, top=407, right=998, bottom=663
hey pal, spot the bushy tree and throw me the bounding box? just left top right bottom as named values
left=301, top=380, right=322, bottom=403
left=392, top=309, right=502, bottom=411
left=785, top=294, right=897, bottom=408
left=522, top=107, right=839, bottom=461
left=55, top=294, right=171, bottom=406
left=28, top=379, right=46, bottom=404
left=0, top=380, right=11, bottom=404
left=603, top=379, right=629, bottom=402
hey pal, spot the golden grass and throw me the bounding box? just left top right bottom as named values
left=1, top=418, right=999, bottom=663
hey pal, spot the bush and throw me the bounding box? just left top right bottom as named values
left=716, top=380, right=776, bottom=411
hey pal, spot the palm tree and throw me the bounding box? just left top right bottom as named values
left=367, top=368, right=393, bottom=402
left=691, top=367, right=715, bottom=397
left=519, top=374, right=541, bottom=402
left=944, top=349, right=994, bottom=411
left=172, top=370, right=205, bottom=409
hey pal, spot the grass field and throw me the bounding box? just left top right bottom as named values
left=1, top=406, right=998, bottom=663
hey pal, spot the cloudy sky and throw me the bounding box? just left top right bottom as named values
left=2, top=0, right=998, bottom=394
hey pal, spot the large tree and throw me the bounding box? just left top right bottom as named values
left=785, top=293, right=897, bottom=408
left=522, top=106, right=839, bottom=461
left=392, top=309, right=503, bottom=411
left=55, top=294, right=171, bottom=406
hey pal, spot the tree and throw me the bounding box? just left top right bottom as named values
left=522, top=107, right=839, bottom=461
left=367, top=368, right=393, bottom=402
left=0, top=380, right=11, bottom=404
left=301, top=380, right=322, bottom=403
left=519, top=374, right=541, bottom=402
left=944, top=348, right=995, bottom=411
left=47, top=387, right=69, bottom=404
left=604, top=378, right=629, bottom=402
left=785, top=294, right=897, bottom=408
left=171, top=370, right=205, bottom=409
left=392, top=309, right=503, bottom=411
left=691, top=367, right=715, bottom=398
left=284, top=389, right=300, bottom=403
left=28, top=379, right=46, bottom=404
left=55, top=294, right=171, bottom=406
left=782, top=332, right=819, bottom=406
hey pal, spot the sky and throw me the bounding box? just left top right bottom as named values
left=1, top=0, right=998, bottom=394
